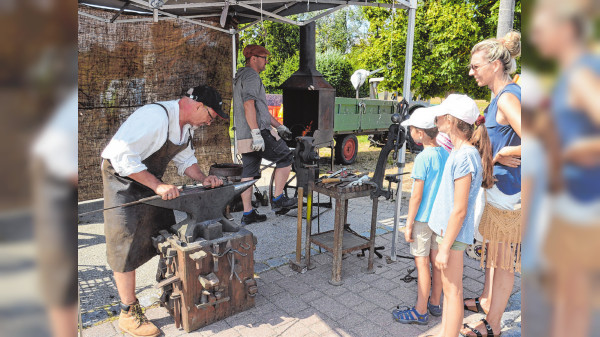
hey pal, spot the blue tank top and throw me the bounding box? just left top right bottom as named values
left=484, top=83, right=521, bottom=195
left=551, top=54, right=600, bottom=202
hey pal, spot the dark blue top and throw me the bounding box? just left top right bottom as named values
left=485, top=83, right=522, bottom=195
left=551, top=54, right=600, bottom=203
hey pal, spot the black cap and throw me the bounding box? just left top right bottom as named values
left=185, top=85, right=229, bottom=120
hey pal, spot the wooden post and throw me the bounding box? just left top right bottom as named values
left=330, top=198, right=345, bottom=285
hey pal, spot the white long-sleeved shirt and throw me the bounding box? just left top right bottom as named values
left=32, top=89, right=78, bottom=180
left=101, top=100, right=197, bottom=177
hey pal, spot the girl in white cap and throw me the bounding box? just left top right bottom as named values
left=426, top=94, right=494, bottom=337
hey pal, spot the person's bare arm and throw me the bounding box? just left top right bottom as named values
left=270, top=115, right=282, bottom=128
left=563, top=138, right=600, bottom=167
left=404, top=179, right=424, bottom=243
left=435, top=174, right=471, bottom=270
left=128, top=170, right=179, bottom=200
left=184, top=163, right=223, bottom=188
left=243, top=100, right=259, bottom=129
left=495, top=94, right=522, bottom=167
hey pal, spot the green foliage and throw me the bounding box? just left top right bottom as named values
left=238, top=20, right=300, bottom=93
left=351, top=0, right=521, bottom=99
left=315, top=8, right=367, bottom=53
left=237, top=0, right=522, bottom=99
left=316, top=50, right=355, bottom=97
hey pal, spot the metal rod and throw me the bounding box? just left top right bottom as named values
left=161, top=0, right=287, bottom=9
left=296, top=187, right=304, bottom=263
left=402, top=0, right=417, bottom=103
left=390, top=142, right=406, bottom=261
left=235, top=13, right=294, bottom=25
left=300, top=4, right=346, bottom=24
left=126, top=0, right=232, bottom=33
left=110, top=0, right=131, bottom=23
left=78, top=194, right=163, bottom=216
left=137, top=0, right=410, bottom=10
left=113, top=17, right=161, bottom=23
left=78, top=10, right=110, bottom=22
left=235, top=2, right=294, bottom=33
left=235, top=2, right=300, bottom=25
left=232, top=33, right=239, bottom=163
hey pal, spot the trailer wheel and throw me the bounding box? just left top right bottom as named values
left=335, top=135, right=358, bottom=165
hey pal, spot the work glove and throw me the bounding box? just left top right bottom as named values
left=276, top=124, right=292, bottom=141
left=251, top=129, right=265, bottom=151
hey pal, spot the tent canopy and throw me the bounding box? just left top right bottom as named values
left=78, top=0, right=413, bottom=33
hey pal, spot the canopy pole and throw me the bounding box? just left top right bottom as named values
left=402, top=0, right=416, bottom=103
left=232, top=33, right=239, bottom=163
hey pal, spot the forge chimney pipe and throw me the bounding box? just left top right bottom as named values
left=299, top=22, right=317, bottom=73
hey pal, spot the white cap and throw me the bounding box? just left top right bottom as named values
left=434, top=94, right=480, bottom=125
left=401, top=105, right=441, bottom=129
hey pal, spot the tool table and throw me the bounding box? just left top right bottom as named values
left=305, top=178, right=378, bottom=285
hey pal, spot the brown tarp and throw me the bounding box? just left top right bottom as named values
left=78, top=6, right=234, bottom=201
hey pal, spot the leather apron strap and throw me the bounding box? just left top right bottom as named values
left=102, top=103, right=193, bottom=272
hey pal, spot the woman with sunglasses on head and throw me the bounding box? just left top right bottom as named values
left=461, top=32, right=522, bottom=337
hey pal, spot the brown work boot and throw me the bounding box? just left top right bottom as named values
left=118, top=300, right=161, bottom=337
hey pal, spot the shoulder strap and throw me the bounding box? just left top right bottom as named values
left=151, top=102, right=172, bottom=145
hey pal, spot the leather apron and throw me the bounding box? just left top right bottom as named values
left=101, top=103, right=192, bottom=272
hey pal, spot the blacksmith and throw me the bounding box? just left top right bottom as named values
left=100, top=85, right=227, bottom=337
left=233, top=44, right=297, bottom=225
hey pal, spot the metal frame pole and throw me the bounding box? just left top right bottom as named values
left=232, top=32, right=239, bottom=163
left=402, top=0, right=417, bottom=104
left=390, top=142, right=406, bottom=261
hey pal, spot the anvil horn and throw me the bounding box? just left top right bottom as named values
left=233, top=180, right=256, bottom=193
left=142, top=180, right=257, bottom=242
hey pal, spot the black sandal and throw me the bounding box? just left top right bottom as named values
left=460, top=318, right=502, bottom=337
left=463, top=297, right=486, bottom=314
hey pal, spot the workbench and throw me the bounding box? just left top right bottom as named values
left=305, top=179, right=378, bottom=285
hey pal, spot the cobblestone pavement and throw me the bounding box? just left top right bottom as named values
left=79, top=167, right=521, bottom=337
left=80, top=229, right=521, bottom=337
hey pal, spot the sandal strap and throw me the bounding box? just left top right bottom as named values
left=463, top=323, right=483, bottom=337
left=464, top=297, right=485, bottom=313
left=481, top=318, right=495, bottom=336
left=475, top=298, right=484, bottom=313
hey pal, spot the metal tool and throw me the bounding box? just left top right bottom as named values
left=325, top=168, right=346, bottom=179
left=347, top=175, right=370, bottom=187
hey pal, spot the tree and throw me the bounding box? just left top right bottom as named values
left=497, top=0, right=516, bottom=38
left=238, top=20, right=300, bottom=93
left=315, top=7, right=367, bottom=53
left=316, top=49, right=355, bottom=97
left=350, top=0, right=521, bottom=99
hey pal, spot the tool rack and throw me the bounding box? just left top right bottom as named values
left=305, top=177, right=378, bottom=286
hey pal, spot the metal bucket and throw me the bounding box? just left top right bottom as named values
left=209, top=163, right=243, bottom=182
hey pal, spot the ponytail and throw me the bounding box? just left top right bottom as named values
left=455, top=116, right=495, bottom=189
left=471, top=121, right=495, bottom=189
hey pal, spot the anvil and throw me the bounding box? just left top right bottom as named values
left=143, top=180, right=256, bottom=243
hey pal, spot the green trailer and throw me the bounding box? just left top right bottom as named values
left=332, top=97, right=426, bottom=164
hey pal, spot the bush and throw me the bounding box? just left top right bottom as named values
left=316, top=50, right=355, bottom=98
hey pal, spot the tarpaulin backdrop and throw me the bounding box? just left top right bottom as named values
left=78, top=6, right=234, bottom=201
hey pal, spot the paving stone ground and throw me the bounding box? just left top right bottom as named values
left=80, top=229, right=521, bottom=337
left=79, top=167, right=521, bottom=337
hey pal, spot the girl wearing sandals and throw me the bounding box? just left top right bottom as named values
left=461, top=32, right=522, bottom=337
left=426, top=94, right=495, bottom=337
